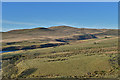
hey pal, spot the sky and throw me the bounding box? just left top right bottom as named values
left=2, top=2, right=118, bottom=32
left=2, top=0, right=120, bottom=2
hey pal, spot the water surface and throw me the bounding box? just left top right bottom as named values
left=0, top=51, right=17, bottom=53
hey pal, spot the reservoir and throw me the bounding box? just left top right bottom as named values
left=0, top=51, right=16, bottom=53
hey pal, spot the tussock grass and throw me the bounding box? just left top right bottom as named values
left=2, top=37, right=119, bottom=78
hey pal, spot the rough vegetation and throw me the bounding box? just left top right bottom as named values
left=1, top=26, right=119, bottom=79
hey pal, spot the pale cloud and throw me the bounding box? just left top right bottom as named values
left=2, top=20, right=117, bottom=32
left=2, top=20, right=40, bottom=26
left=0, top=29, right=1, bottom=31
left=2, top=20, right=43, bottom=32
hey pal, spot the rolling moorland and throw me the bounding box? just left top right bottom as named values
left=1, top=26, right=120, bottom=79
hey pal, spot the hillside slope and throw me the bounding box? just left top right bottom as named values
left=2, top=26, right=118, bottom=42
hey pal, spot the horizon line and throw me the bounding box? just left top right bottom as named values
left=1, top=25, right=118, bottom=32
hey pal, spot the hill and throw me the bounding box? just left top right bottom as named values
left=1, top=26, right=119, bottom=79
left=2, top=26, right=118, bottom=42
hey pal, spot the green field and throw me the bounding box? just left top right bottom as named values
left=2, top=35, right=119, bottom=79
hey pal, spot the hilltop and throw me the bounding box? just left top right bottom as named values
left=2, top=26, right=118, bottom=42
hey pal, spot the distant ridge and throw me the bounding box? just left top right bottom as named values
left=2, top=25, right=118, bottom=42
left=7, top=27, right=52, bottom=33
left=6, top=25, right=117, bottom=33
left=49, top=25, right=76, bottom=29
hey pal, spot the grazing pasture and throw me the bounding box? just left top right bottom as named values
left=2, top=35, right=119, bottom=79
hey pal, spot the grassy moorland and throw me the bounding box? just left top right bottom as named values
left=1, top=26, right=119, bottom=79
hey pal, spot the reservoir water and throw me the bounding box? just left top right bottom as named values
left=0, top=51, right=16, bottom=53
